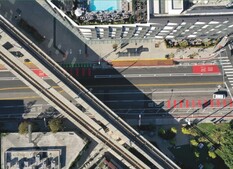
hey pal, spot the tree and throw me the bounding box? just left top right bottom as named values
left=170, top=127, right=177, bottom=134
left=194, top=150, right=200, bottom=158
left=190, top=139, right=198, bottom=147
left=48, top=118, right=63, bottom=133
left=18, top=121, right=32, bottom=135
left=112, top=43, right=118, bottom=51
left=230, top=120, right=233, bottom=129
left=159, top=128, right=166, bottom=137
left=208, top=151, right=217, bottom=159
left=181, top=127, right=191, bottom=135
left=179, top=40, right=188, bottom=48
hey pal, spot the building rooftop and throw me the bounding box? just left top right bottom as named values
left=1, top=132, right=86, bottom=169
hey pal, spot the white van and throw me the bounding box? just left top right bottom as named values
left=213, top=93, right=226, bottom=99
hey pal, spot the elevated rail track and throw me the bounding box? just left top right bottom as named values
left=0, top=15, right=180, bottom=169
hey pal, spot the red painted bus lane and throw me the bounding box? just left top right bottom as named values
left=192, top=65, right=220, bottom=74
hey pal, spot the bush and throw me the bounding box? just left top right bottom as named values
left=18, top=121, right=32, bottom=135
left=190, top=139, right=198, bottom=147
left=208, top=151, right=217, bottom=159
left=48, top=118, right=63, bottom=133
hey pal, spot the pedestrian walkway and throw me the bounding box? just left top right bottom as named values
left=89, top=40, right=217, bottom=67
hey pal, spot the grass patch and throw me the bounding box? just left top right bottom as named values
left=194, top=123, right=233, bottom=169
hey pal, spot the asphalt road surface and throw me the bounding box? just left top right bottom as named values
left=0, top=71, right=220, bottom=93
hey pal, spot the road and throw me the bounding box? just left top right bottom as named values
left=0, top=70, right=223, bottom=88
left=0, top=68, right=224, bottom=116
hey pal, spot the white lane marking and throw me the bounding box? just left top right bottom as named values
left=218, top=56, right=228, bottom=59
left=228, top=78, right=233, bottom=79
left=94, top=90, right=217, bottom=95
left=0, top=77, right=18, bottom=81
left=220, top=59, right=230, bottom=62
left=94, top=73, right=221, bottom=79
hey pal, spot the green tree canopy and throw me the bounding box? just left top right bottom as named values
left=230, top=120, right=233, bottom=129
left=190, top=139, right=198, bottom=147
left=159, top=128, right=166, bottom=136
left=181, top=127, right=191, bottom=135
left=208, top=151, right=217, bottom=159
left=170, top=127, right=177, bottom=134
left=194, top=150, right=200, bottom=158
left=48, top=118, right=63, bottom=133
left=18, top=121, right=32, bottom=135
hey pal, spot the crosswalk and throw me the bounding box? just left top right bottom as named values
left=218, top=51, right=233, bottom=88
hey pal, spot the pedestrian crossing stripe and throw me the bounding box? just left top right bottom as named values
left=223, top=65, right=233, bottom=67
left=224, top=68, right=233, bottom=70
left=221, top=62, right=231, bottom=65
left=225, top=72, right=233, bottom=74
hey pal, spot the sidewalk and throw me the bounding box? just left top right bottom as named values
left=88, top=39, right=219, bottom=67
